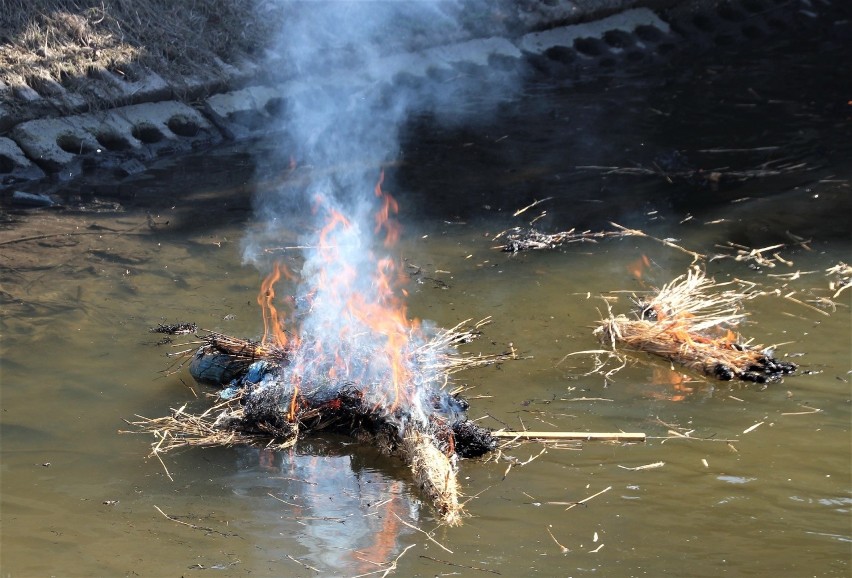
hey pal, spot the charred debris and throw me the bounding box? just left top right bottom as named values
left=134, top=320, right=509, bottom=525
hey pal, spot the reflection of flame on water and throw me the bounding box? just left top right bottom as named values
left=628, top=254, right=651, bottom=281
left=349, top=481, right=406, bottom=569
left=237, top=447, right=417, bottom=574
left=649, top=367, right=698, bottom=402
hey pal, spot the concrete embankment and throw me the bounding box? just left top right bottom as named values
left=0, top=0, right=846, bottom=196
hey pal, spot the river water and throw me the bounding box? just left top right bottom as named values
left=1, top=36, right=850, bottom=577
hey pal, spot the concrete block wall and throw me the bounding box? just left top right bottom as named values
left=10, top=102, right=220, bottom=179
left=170, top=7, right=674, bottom=153
left=0, top=0, right=846, bottom=194
left=0, top=137, right=45, bottom=185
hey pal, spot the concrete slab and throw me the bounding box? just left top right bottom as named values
left=0, top=102, right=16, bottom=134
left=35, top=77, right=89, bottom=113
left=212, top=56, right=260, bottom=88
left=0, top=136, right=45, bottom=185
left=11, top=84, right=44, bottom=104
left=519, top=8, right=671, bottom=55
left=204, top=85, right=285, bottom=140
left=88, top=66, right=173, bottom=105
left=172, top=70, right=231, bottom=102
left=10, top=101, right=222, bottom=177
left=10, top=117, right=91, bottom=174
left=112, top=101, right=221, bottom=157
left=374, top=37, right=524, bottom=82
left=204, top=35, right=526, bottom=141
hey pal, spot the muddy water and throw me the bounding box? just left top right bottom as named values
left=2, top=44, right=851, bottom=577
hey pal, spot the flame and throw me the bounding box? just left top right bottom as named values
left=319, top=205, right=352, bottom=247
left=257, top=261, right=299, bottom=419
left=374, top=170, right=401, bottom=247
left=339, top=240, right=417, bottom=413
left=347, top=286, right=416, bottom=413
left=258, top=261, right=295, bottom=347
left=256, top=172, right=424, bottom=423
left=288, top=374, right=301, bottom=421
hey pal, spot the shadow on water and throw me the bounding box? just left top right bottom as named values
left=1, top=33, right=850, bottom=577
left=399, top=33, right=852, bottom=242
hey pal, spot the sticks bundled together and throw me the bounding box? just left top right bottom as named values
left=402, top=428, right=461, bottom=525
left=130, top=320, right=508, bottom=525
left=595, top=267, right=796, bottom=384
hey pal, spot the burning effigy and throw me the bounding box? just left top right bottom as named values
left=133, top=175, right=504, bottom=526
left=595, top=267, right=796, bottom=384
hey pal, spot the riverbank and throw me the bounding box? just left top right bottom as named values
left=1, top=0, right=848, bottom=198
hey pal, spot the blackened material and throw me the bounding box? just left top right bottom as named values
left=242, top=385, right=298, bottom=439
left=740, top=355, right=797, bottom=384
left=453, top=420, right=496, bottom=458
left=151, top=322, right=198, bottom=335
left=189, top=349, right=249, bottom=386
left=714, top=354, right=796, bottom=384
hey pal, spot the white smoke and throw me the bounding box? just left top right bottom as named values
left=241, top=0, right=523, bottom=425
left=243, top=0, right=522, bottom=224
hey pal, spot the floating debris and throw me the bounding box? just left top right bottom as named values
left=151, top=322, right=198, bottom=335
left=128, top=320, right=507, bottom=526
left=594, top=267, right=797, bottom=384
left=493, top=227, right=615, bottom=253
left=826, top=262, right=852, bottom=298
left=494, top=222, right=704, bottom=262
left=577, top=156, right=810, bottom=186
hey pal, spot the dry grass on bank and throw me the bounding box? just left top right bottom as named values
left=0, top=0, right=282, bottom=90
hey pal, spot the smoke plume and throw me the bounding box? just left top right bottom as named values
left=241, top=0, right=522, bottom=427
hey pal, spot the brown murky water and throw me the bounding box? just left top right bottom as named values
left=2, top=42, right=851, bottom=577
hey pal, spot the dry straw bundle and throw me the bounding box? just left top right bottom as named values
left=128, top=319, right=508, bottom=525
left=595, top=267, right=796, bottom=383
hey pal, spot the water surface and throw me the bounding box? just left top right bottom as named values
left=2, top=38, right=850, bottom=577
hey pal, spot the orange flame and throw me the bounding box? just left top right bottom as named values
left=374, top=170, right=401, bottom=247
left=258, top=261, right=300, bottom=420
left=255, top=172, right=421, bottom=421
left=319, top=206, right=352, bottom=246
left=332, top=245, right=419, bottom=414
left=288, top=375, right=300, bottom=421
left=258, top=261, right=295, bottom=347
